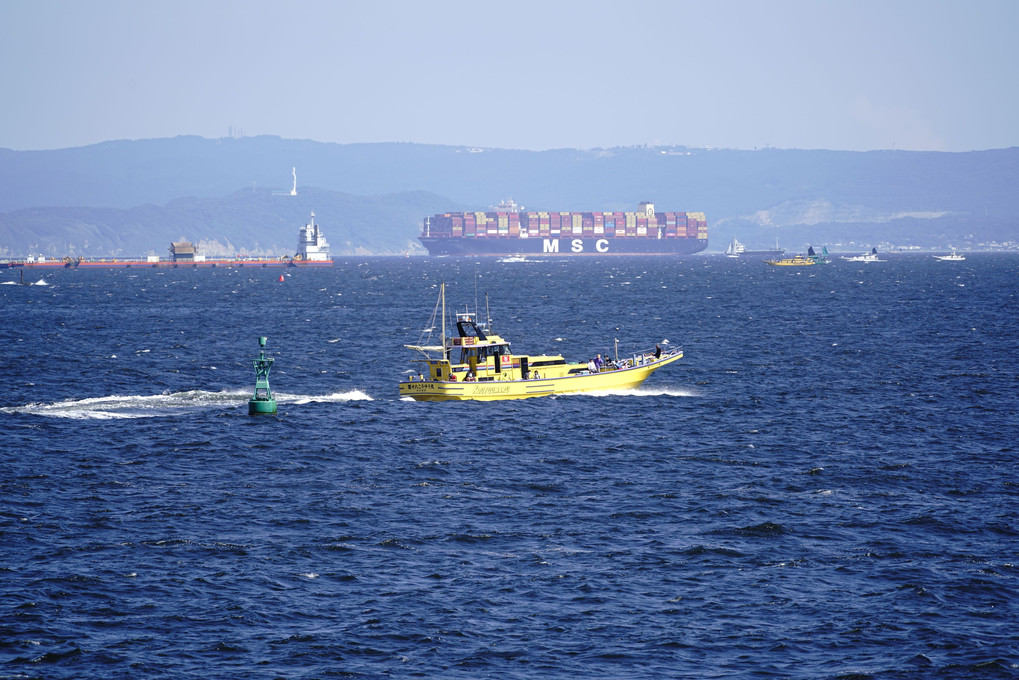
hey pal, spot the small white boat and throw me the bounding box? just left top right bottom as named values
left=841, top=247, right=881, bottom=263
left=934, top=251, right=965, bottom=261
left=726, top=238, right=785, bottom=259
left=725, top=239, right=745, bottom=258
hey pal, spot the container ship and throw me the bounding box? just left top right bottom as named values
left=418, top=201, right=707, bottom=256
left=1, top=212, right=333, bottom=269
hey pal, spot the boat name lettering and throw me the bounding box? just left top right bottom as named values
left=474, top=385, right=511, bottom=395
left=404, top=382, right=438, bottom=391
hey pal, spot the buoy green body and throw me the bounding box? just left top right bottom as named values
left=248, top=336, right=277, bottom=415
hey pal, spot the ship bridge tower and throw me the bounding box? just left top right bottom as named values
left=295, top=212, right=330, bottom=261
left=639, top=201, right=655, bottom=218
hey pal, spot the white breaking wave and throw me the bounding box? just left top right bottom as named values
left=561, top=386, right=697, bottom=398
left=283, top=390, right=373, bottom=404
left=0, top=278, right=48, bottom=286
left=2, top=388, right=373, bottom=419
left=1, top=390, right=246, bottom=420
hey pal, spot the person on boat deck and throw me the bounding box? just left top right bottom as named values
left=594, top=354, right=603, bottom=371
left=587, top=358, right=597, bottom=373
left=655, top=344, right=661, bottom=359
left=465, top=371, right=475, bottom=382
left=449, top=372, right=457, bottom=382
left=532, top=370, right=540, bottom=380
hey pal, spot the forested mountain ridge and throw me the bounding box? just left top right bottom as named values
left=1, top=136, right=1016, bottom=256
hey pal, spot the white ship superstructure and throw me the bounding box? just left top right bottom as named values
left=296, top=212, right=331, bottom=261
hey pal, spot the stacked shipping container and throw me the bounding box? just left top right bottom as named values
left=419, top=203, right=707, bottom=255
left=425, top=209, right=707, bottom=241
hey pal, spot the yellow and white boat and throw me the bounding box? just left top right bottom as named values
left=398, top=284, right=683, bottom=401
left=766, top=245, right=830, bottom=266
left=766, top=254, right=819, bottom=266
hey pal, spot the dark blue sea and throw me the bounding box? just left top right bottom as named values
left=2, top=255, right=1017, bottom=679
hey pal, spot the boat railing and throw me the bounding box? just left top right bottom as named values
left=608, top=345, right=681, bottom=370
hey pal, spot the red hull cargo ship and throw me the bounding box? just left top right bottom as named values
left=1, top=212, right=333, bottom=269
left=418, top=201, right=707, bottom=256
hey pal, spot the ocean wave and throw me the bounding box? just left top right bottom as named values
left=283, top=390, right=373, bottom=403
left=561, top=386, right=697, bottom=398
left=2, top=388, right=372, bottom=419
left=1, top=390, right=248, bottom=419
left=1, top=278, right=48, bottom=286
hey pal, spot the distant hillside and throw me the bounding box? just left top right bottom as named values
left=1, top=137, right=1017, bottom=256
left=0, top=188, right=459, bottom=258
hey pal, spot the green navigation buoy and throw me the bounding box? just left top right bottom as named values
left=248, top=336, right=277, bottom=415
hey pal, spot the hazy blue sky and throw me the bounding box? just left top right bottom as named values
left=2, top=0, right=1016, bottom=152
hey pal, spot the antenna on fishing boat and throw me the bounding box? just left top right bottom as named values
left=485, top=293, right=492, bottom=330
left=474, top=262, right=479, bottom=322
left=441, top=281, right=447, bottom=359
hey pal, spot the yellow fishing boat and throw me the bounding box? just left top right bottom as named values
left=398, top=284, right=683, bottom=401
left=766, top=246, right=830, bottom=266
left=766, top=254, right=818, bottom=266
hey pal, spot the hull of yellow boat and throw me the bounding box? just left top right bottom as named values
left=766, top=259, right=817, bottom=266
left=399, top=351, right=682, bottom=401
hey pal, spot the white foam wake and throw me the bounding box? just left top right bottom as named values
left=282, top=390, right=373, bottom=404
left=0, top=278, right=48, bottom=286
left=1, top=390, right=245, bottom=420
left=561, top=386, right=697, bottom=398
left=2, top=388, right=373, bottom=419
